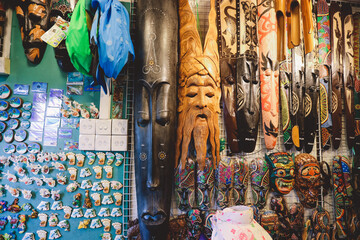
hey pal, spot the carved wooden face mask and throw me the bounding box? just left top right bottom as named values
left=176, top=0, right=221, bottom=171
left=186, top=209, right=203, bottom=239
left=50, top=0, right=76, bottom=72
left=294, top=153, right=321, bottom=208
left=266, top=152, right=295, bottom=194
left=196, top=158, right=215, bottom=211
left=217, top=157, right=235, bottom=209
left=175, top=159, right=196, bottom=211
left=15, top=0, right=51, bottom=64
left=233, top=156, right=249, bottom=205
left=250, top=158, right=270, bottom=209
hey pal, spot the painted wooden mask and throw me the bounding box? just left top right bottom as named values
left=266, top=152, right=295, bottom=194
left=50, top=0, right=77, bottom=72
left=196, top=158, right=215, bottom=211
left=216, top=156, right=235, bottom=209
left=15, top=0, right=51, bottom=64
left=134, top=0, right=178, bottom=239
left=186, top=209, right=203, bottom=240
left=250, top=158, right=270, bottom=209
left=294, top=153, right=321, bottom=208
left=233, top=156, right=249, bottom=205
left=176, top=0, right=221, bottom=171
left=175, top=158, right=196, bottom=211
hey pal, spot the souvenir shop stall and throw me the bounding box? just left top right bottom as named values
left=0, top=0, right=360, bottom=239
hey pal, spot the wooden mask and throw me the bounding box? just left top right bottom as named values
left=250, top=158, right=270, bottom=209
left=176, top=0, right=221, bottom=170
left=134, top=0, right=178, bottom=239
left=260, top=210, right=279, bottom=238
left=294, top=153, right=321, bottom=208
left=50, top=0, right=77, bottom=72
left=15, top=0, right=51, bottom=64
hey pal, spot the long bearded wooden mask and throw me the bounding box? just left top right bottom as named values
left=15, top=0, right=51, bottom=64
left=176, top=0, right=221, bottom=170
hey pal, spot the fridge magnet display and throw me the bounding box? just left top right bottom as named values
left=48, top=213, right=59, bottom=227
left=98, top=208, right=110, bottom=217
left=101, top=180, right=110, bottom=193
left=36, top=230, right=47, bottom=240
left=56, top=173, right=67, bottom=185
left=9, top=97, right=23, bottom=108
left=71, top=208, right=83, bottom=218
left=51, top=190, right=61, bottom=201
left=37, top=201, right=49, bottom=211
left=31, top=82, right=48, bottom=93
left=113, top=193, right=122, bottom=206
left=0, top=121, right=6, bottom=132
left=91, top=193, right=101, bottom=206
left=49, top=229, right=61, bottom=239
left=58, top=220, right=70, bottom=231
left=84, top=208, right=96, bottom=218
left=66, top=182, right=79, bottom=192
left=0, top=100, right=9, bottom=111
left=80, top=180, right=92, bottom=189
left=90, top=219, right=102, bottom=229
left=9, top=108, right=22, bottom=119
left=0, top=111, right=9, bottom=121
left=0, top=85, right=11, bottom=99
left=92, top=182, right=103, bottom=191
left=63, top=206, right=72, bottom=219
left=22, top=232, right=34, bottom=240
left=8, top=119, right=20, bottom=130
left=51, top=201, right=63, bottom=211
left=83, top=190, right=92, bottom=209
left=21, top=111, right=31, bottom=120
left=14, top=84, right=30, bottom=96
left=111, top=208, right=122, bottom=217
left=38, top=213, right=48, bottom=227
left=110, top=181, right=123, bottom=190
left=102, top=219, right=111, bottom=232
left=22, top=102, right=32, bottom=111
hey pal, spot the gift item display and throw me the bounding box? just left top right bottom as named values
left=2, top=0, right=360, bottom=239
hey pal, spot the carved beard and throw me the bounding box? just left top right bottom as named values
left=177, top=103, right=219, bottom=170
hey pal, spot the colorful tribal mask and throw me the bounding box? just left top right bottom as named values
left=196, top=158, right=215, bottom=211
left=15, top=0, right=51, bottom=64
left=175, top=158, right=196, bottom=211
left=294, top=153, right=321, bottom=208
left=176, top=0, right=221, bottom=171
left=186, top=209, right=203, bottom=240
left=233, top=157, right=249, bottom=205
left=250, top=158, right=270, bottom=209
left=50, top=0, right=77, bottom=71
left=266, top=152, right=295, bottom=194
left=216, top=156, right=235, bottom=209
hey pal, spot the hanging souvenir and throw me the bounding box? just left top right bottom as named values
left=51, top=189, right=61, bottom=201
left=98, top=208, right=110, bottom=217
left=40, top=188, right=51, bottom=198
left=84, top=208, right=96, bottom=218
left=19, top=176, right=33, bottom=185
left=90, top=219, right=102, bottom=229
left=330, top=2, right=342, bottom=149
left=48, top=213, right=58, bottom=227
left=83, top=190, right=92, bottom=209
left=51, top=201, right=63, bottom=211
left=288, top=203, right=304, bottom=239
left=36, top=230, right=47, bottom=240
left=5, top=185, right=20, bottom=197
left=265, top=152, right=295, bottom=194
left=56, top=173, right=67, bottom=185
left=317, top=0, right=332, bottom=150
left=110, top=181, right=123, bottom=190
left=78, top=219, right=91, bottom=229
left=71, top=208, right=83, bottom=218
left=20, top=189, right=32, bottom=200
left=72, top=193, right=82, bottom=208
left=38, top=213, right=48, bottom=227
left=96, top=152, right=106, bottom=165
left=101, top=180, right=110, bottom=193
left=21, top=233, right=34, bottom=240
left=102, top=195, right=114, bottom=205
left=216, top=157, right=234, bottom=209
left=270, top=195, right=291, bottom=239
left=80, top=179, right=93, bottom=189
left=106, top=152, right=115, bottom=165
left=114, top=153, right=123, bottom=166
left=186, top=209, right=203, bottom=239
left=37, top=201, right=49, bottom=211
left=196, top=159, right=215, bottom=211
left=232, top=156, right=249, bottom=206
left=91, top=193, right=101, bottom=206
left=111, top=208, right=122, bottom=217
left=57, top=220, right=70, bottom=231
left=310, top=205, right=331, bottom=239
left=355, top=12, right=360, bottom=153
left=86, top=152, right=96, bottom=165
left=342, top=3, right=355, bottom=149
left=49, top=229, right=61, bottom=239
left=63, top=206, right=72, bottom=219
left=112, top=222, right=122, bottom=235
left=250, top=158, right=270, bottom=209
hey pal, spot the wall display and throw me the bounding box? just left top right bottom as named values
left=265, top=152, right=295, bottom=195
left=342, top=3, right=355, bottom=150
left=14, top=0, right=51, bottom=64
left=176, top=0, right=220, bottom=169
left=317, top=0, right=332, bottom=151
left=134, top=0, right=178, bottom=238
left=304, top=13, right=319, bottom=153
left=288, top=0, right=305, bottom=151
left=258, top=0, right=279, bottom=150
left=49, top=0, right=77, bottom=72
left=355, top=13, right=360, bottom=154
left=330, top=1, right=343, bottom=150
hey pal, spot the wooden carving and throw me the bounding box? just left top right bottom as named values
left=330, top=2, right=343, bottom=150
left=317, top=0, right=332, bottom=150
left=176, top=0, right=221, bottom=170
left=355, top=13, right=360, bottom=153
left=300, top=0, right=314, bottom=54
left=258, top=0, right=279, bottom=150
left=342, top=3, right=355, bottom=150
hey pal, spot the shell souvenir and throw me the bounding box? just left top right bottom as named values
left=86, top=152, right=96, bottom=165
left=51, top=201, right=63, bottom=211
left=63, top=206, right=72, bottom=219
left=115, top=153, right=124, bottom=166
left=5, top=185, right=20, bottom=197
left=21, top=189, right=32, bottom=200
left=58, top=220, right=70, bottom=231
left=71, top=208, right=84, bottom=218
left=78, top=219, right=91, bottom=229
left=14, top=165, right=26, bottom=176
left=28, top=142, right=41, bottom=153
left=31, top=177, right=43, bottom=186
left=80, top=167, right=92, bottom=178
left=98, top=208, right=110, bottom=217
left=84, top=209, right=97, bottom=218
left=9, top=97, right=23, bottom=108
left=0, top=100, right=9, bottom=110
left=37, top=201, right=50, bottom=211
left=110, top=181, right=123, bottom=190
left=22, top=233, right=35, bottom=240
left=51, top=189, right=61, bottom=201
left=48, top=213, right=59, bottom=227
left=36, top=230, right=47, bottom=240
left=19, top=176, right=33, bottom=185
left=104, top=166, right=113, bottom=179
left=81, top=180, right=93, bottom=189
left=56, top=173, right=67, bottom=185
left=58, top=152, right=67, bottom=161
left=111, top=208, right=122, bottom=217
left=4, top=171, right=17, bottom=182
left=16, top=142, right=28, bottom=154
left=66, top=181, right=79, bottom=192
left=92, top=182, right=104, bottom=191
left=27, top=154, right=36, bottom=163
left=41, top=165, right=50, bottom=174
left=93, top=166, right=102, bottom=179
left=49, top=229, right=62, bottom=239
left=106, top=152, right=115, bottom=165
left=90, top=219, right=103, bottom=229
left=76, top=153, right=85, bottom=167
left=29, top=164, right=41, bottom=175
left=101, top=180, right=110, bottom=193
left=41, top=176, right=56, bottom=187
left=51, top=162, right=66, bottom=171
left=51, top=153, right=59, bottom=161
left=91, top=193, right=101, bottom=206
left=112, top=222, right=122, bottom=235
left=90, top=103, right=99, bottom=119
left=8, top=119, right=20, bottom=130
left=68, top=167, right=77, bottom=180
left=102, top=219, right=111, bottom=232
left=40, top=189, right=51, bottom=198
left=4, top=144, right=16, bottom=154
left=97, top=152, right=106, bottom=165
left=113, top=193, right=122, bottom=206
left=102, top=195, right=114, bottom=205
left=67, top=152, right=76, bottom=165
left=38, top=213, right=48, bottom=227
